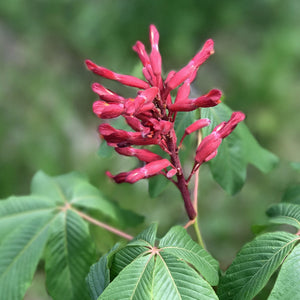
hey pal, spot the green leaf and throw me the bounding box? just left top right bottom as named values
left=218, top=231, right=299, bottom=300
left=32, top=171, right=144, bottom=226
left=110, top=224, right=158, bottom=277
left=159, top=226, right=219, bottom=285
left=0, top=195, right=55, bottom=238
left=148, top=175, right=170, bottom=198
left=267, top=203, right=300, bottom=229
left=45, top=209, right=96, bottom=300
left=0, top=215, right=52, bottom=300
left=86, top=244, right=122, bottom=300
left=202, top=103, right=278, bottom=194
left=282, top=184, right=300, bottom=204
left=268, top=243, right=300, bottom=300
left=0, top=170, right=135, bottom=300
left=100, top=225, right=219, bottom=299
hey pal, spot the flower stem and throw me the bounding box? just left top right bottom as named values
left=193, top=217, right=205, bottom=248
left=192, top=129, right=206, bottom=248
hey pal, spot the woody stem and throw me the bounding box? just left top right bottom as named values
left=166, top=134, right=196, bottom=220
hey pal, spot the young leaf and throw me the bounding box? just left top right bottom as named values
left=45, top=209, right=96, bottom=300
left=0, top=215, right=52, bottom=300
left=201, top=103, right=278, bottom=194
left=268, top=243, right=300, bottom=299
left=99, top=225, right=219, bottom=299
left=218, top=231, right=299, bottom=300
left=266, top=203, right=300, bottom=229
left=86, top=244, right=121, bottom=300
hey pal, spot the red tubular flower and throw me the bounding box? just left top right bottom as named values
left=195, top=133, right=222, bottom=165
left=92, top=83, right=124, bottom=103
left=168, top=89, right=222, bottom=112
left=86, top=60, right=150, bottom=89
left=99, top=123, right=159, bottom=146
left=185, top=118, right=211, bottom=135
left=149, top=25, right=162, bottom=78
left=115, top=147, right=162, bottom=163
left=213, top=111, right=246, bottom=138
left=132, top=41, right=151, bottom=67
left=166, top=39, right=215, bottom=90
left=93, top=101, right=124, bottom=119
left=108, top=159, right=171, bottom=184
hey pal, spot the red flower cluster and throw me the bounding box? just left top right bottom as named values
left=86, top=25, right=245, bottom=220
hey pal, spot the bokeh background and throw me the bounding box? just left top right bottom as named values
left=1, top=0, right=299, bottom=299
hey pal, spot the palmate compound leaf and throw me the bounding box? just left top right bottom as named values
left=266, top=202, right=300, bottom=229
left=93, top=225, right=219, bottom=300
left=201, top=103, right=278, bottom=195
left=217, top=231, right=300, bottom=300
left=0, top=170, right=142, bottom=300
left=268, top=243, right=300, bottom=300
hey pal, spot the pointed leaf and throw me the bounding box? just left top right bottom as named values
left=86, top=244, right=121, bottom=300
left=0, top=215, right=52, bottom=300
left=267, top=203, right=300, bottom=229
left=202, top=103, right=278, bottom=194
left=99, top=255, right=155, bottom=300
left=111, top=224, right=157, bottom=277
left=0, top=195, right=55, bottom=238
left=45, top=209, right=96, bottom=300
left=153, top=252, right=218, bottom=300
left=268, top=243, right=300, bottom=300
left=159, top=226, right=219, bottom=285
left=218, top=232, right=299, bottom=300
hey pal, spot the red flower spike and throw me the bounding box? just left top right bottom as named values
left=92, top=83, right=124, bottom=103
left=85, top=60, right=150, bottom=89
left=86, top=24, right=245, bottom=221
left=115, top=147, right=162, bottom=163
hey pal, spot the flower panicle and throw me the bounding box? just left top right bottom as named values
left=86, top=24, right=245, bottom=220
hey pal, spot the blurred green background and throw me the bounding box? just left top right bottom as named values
left=1, top=0, right=299, bottom=299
